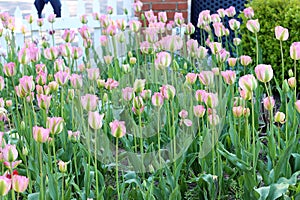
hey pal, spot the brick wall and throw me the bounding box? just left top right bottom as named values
left=139, top=0, right=188, bottom=22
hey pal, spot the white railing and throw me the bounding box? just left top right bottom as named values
left=0, top=0, right=134, bottom=51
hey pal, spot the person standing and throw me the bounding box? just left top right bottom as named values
left=34, top=0, right=62, bottom=18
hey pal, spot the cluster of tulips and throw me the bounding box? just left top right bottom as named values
left=0, top=0, right=299, bottom=199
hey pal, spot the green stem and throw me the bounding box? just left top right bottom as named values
left=61, top=173, right=64, bottom=200
left=138, top=114, right=144, bottom=176
left=116, top=137, right=120, bottom=200
left=39, top=144, right=44, bottom=200
left=280, top=40, right=285, bottom=83
left=251, top=95, right=256, bottom=180
left=94, top=129, right=99, bottom=198
left=255, top=33, right=259, bottom=66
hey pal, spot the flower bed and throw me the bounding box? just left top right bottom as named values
left=0, top=1, right=299, bottom=199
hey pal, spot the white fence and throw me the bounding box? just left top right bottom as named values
left=0, top=0, right=134, bottom=51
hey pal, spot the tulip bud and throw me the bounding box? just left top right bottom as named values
left=20, top=121, right=25, bottom=131
left=288, top=69, right=294, bottom=77
left=288, top=77, right=296, bottom=88
left=282, top=79, right=290, bottom=93
left=22, top=147, right=28, bottom=156
left=58, top=160, right=68, bottom=173
left=232, top=106, right=243, bottom=118
left=274, top=112, right=285, bottom=124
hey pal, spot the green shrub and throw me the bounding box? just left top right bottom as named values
left=239, top=0, right=300, bottom=87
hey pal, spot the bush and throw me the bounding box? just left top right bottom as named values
left=240, top=0, right=300, bottom=86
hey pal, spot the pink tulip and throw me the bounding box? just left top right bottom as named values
left=99, top=35, right=108, bottom=46
left=81, top=94, right=98, bottom=111
left=196, top=46, right=208, bottom=59
left=233, top=38, right=241, bottom=46
left=37, top=18, right=44, bottom=26
left=72, top=46, right=83, bottom=59
left=133, top=0, right=143, bottom=12
left=179, top=109, right=188, bottom=119
left=195, top=90, right=207, bottom=102
left=48, top=81, right=59, bottom=92
left=290, top=42, right=300, bottom=60
left=246, top=19, right=260, bottom=33
left=0, top=176, right=11, bottom=196
left=221, top=70, right=236, bottom=85
left=263, top=96, right=275, bottom=111
left=274, top=112, right=285, bottom=124
left=3, top=62, right=16, bottom=77
left=203, top=93, right=218, bottom=108
left=199, top=71, right=214, bottom=86
left=217, top=8, right=226, bottom=18
left=209, top=42, right=222, bottom=54
left=37, top=94, right=52, bottom=110
left=47, top=14, right=56, bottom=23
left=227, top=58, right=237, bottom=67
left=158, top=12, right=167, bottom=23
left=288, top=77, right=296, bottom=88
left=54, top=71, right=69, bottom=86
left=140, top=89, right=152, bottom=100
left=216, top=49, right=229, bottom=63
left=2, top=144, right=18, bottom=162
left=193, top=105, right=206, bottom=118
left=180, top=119, right=193, bottom=127
left=255, top=64, right=274, bottom=83
left=122, top=87, right=134, bottom=101
left=78, top=25, right=90, bottom=40
left=211, top=14, right=221, bottom=23
left=213, top=22, right=226, bottom=37
left=58, top=160, right=68, bottom=173
left=36, top=71, right=47, bottom=85
left=225, top=6, right=236, bottom=17
left=240, top=55, right=252, bottom=66
left=243, top=7, right=254, bottom=19
left=19, top=76, right=35, bottom=95
left=152, top=92, right=164, bottom=107
left=68, top=130, right=80, bottom=141
left=239, top=74, right=257, bottom=92
left=107, top=24, right=117, bottom=36
left=232, top=106, right=244, bottom=118
left=70, top=74, right=83, bottom=89
left=62, top=29, right=76, bottom=43
left=132, top=96, right=144, bottom=115
left=36, top=63, right=47, bottom=74
left=88, top=111, right=104, bottom=130
left=12, top=175, right=29, bottom=193
left=129, top=20, right=142, bottom=32
left=275, top=26, right=289, bottom=41
left=18, top=48, right=31, bottom=65
left=133, top=79, right=146, bottom=93
left=44, top=47, right=59, bottom=60
left=155, top=52, right=172, bottom=70
left=110, top=120, right=126, bottom=138
left=208, top=114, right=220, bottom=126
left=185, top=73, right=198, bottom=84
left=295, top=100, right=300, bottom=113
left=229, top=19, right=240, bottom=31
left=33, top=126, right=50, bottom=143
left=239, top=88, right=252, bottom=100
left=3, top=160, right=22, bottom=169
left=186, top=39, right=198, bottom=55
left=0, top=76, right=4, bottom=91
left=199, top=10, right=211, bottom=24
left=60, top=43, right=72, bottom=58
left=105, top=78, right=119, bottom=90
left=174, top=13, right=184, bottom=26
left=160, top=85, right=176, bottom=100
left=86, top=68, right=100, bottom=81
left=79, top=14, right=88, bottom=24
left=46, top=117, right=64, bottom=135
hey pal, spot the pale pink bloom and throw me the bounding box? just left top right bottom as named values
left=209, top=42, right=222, bottom=54
left=36, top=71, right=47, bottom=85
left=70, top=74, right=83, bottom=89
left=144, top=27, right=158, bottom=43
left=160, top=85, right=176, bottom=100
left=229, top=19, right=240, bottom=31
left=184, top=22, right=195, bottom=35
left=92, top=12, right=100, bottom=20
left=12, top=175, right=29, bottom=193
left=198, top=71, right=214, bottom=86
left=5, top=100, right=12, bottom=108
left=81, top=94, right=98, bottom=111
left=0, top=76, right=4, bottom=91
left=239, top=74, right=257, bottom=92
left=233, top=38, right=241, bottom=46
left=99, top=35, right=108, bottom=46
left=290, top=42, right=300, bottom=60
left=54, top=71, right=69, bottom=86
left=46, top=117, right=64, bottom=135
left=196, top=46, right=208, bottom=59
left=217, top=8, right=226, bottom=18
left=225, top=6, right=236, bottom=17
left=47, top=14, right=56, bottom=23
left=221, top=70, right=236, bottom=85
left=72, top=46, right=83, bottom=60
left=213, top=22, right=226, bottom=37
left=62, top=29, right=76, bottom=43
left=104, top=55, right=113, bottom=65
left=246, top=19, right=260, bottom=33
left=239, top=88, right=252, bottom=100
left=37, top=18, right=44, bottom=26
left=179, top=109, right=188, bottom=119
left=107, top=23, right=118, bottom=36
left=155, top=51, right=172, bottom=70
left=158, top=12, right=167, bottom=23
left=180, top=119, right=193, bottom=127
left=195, top=90, right=207, bottom=102
left=275, top=26, right=289, bottom=41
left=2, top=144, right=18, bottom=162
left=240, top=55, right=252, bottom=66
left=199, top=10, right=211, bottom=24
left=216, top=49, right=229, bottom=63
left=3, top=160, right=22, bottom=169
left=255, top=64, right=273, bottom=83
left=58, top=160, right=68, bottom=173
left=232, top=106, right=244, bottom=118
left=3, top=62, right=16, bottom=77
left=186, top=39, right=198, bottom=55
left=208, top=114, right=220, bottom=126
left=122, top=87, right=134, bottom=101
left=88, top=111, right=104, bottom=130
left=243, top=7, right=254, bottom=19
left=227, top=58, right=237, bottom=67
left=211, top=14, right=221, bottom=23
left=78, top=25, right=90, bottom=40
left=116, top=19, right=126, bottom=31
left=44, top=47, right=59, bottom=60
left=152, top=92, right=164, bottom=107
left=129, top=20, right=142, bottom=32
left=0, top=176, right=11, bottom=196
left=263, top=96, right=275, bottom=111
left=140, top=41, right=155, bottom=54
left=203, top=93, right=218, bottom=108
left=60, top=43, right=72, bottom=58
left=86, top=68, right=100, bottom=81
left=140, top=89, right=152, bottom=100
left=160, top=35, right=183, bottom=52
left=185, top=73, right=198, bottom=84
left=274, top=112, right=285, bottom=124
left=105, top=78, right=119, bottom=90
left=19, top=76, right=35, bottom=95
left=132, top=96, right=144, bottom=115
left=166, top=21, right=175, bottom=30
left=193, top=105, right=206, bottom=118
left=133, top=0, right=143, bottom=12
left=18, top=48, right=31, bottom=64
left=288, top=77, right=296, bottom=88
left=25, top=15, right=33, bottom=24
left=68, top=130, right=80, bottom=141
left=79, top=14, right=88, bottom=24
left=110, top=120, right=126, bottom=138
left=295, top=100, right=300, bottom=113
left=36, top=63, right=47, bottom=74
left=99, top=14, right=110, bottom=28
left=48, top=81, right=59, bottom=92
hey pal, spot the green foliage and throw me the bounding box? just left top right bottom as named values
left=240, top=0, right=300, bottom=85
